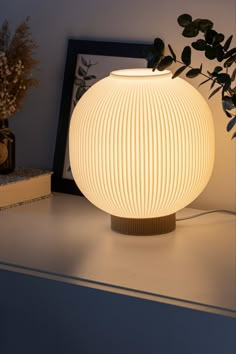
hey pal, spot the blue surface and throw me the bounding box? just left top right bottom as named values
left=0, top=269, right=235, bottom=354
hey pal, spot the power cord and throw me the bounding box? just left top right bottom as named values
left=176, top=209, right=236, bottom=221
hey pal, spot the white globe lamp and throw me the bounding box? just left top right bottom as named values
left=69, top=69, right=215, bottom=235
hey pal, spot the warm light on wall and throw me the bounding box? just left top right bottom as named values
left=69, top=69, right=215, bottom=235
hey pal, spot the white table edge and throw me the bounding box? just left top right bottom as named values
left=1, top=261, right=235, bottom=319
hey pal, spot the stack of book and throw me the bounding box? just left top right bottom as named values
left=0, top=168, right=53, bottom=210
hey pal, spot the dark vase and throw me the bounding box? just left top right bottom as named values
left=0, top=119, right=15, bottom=174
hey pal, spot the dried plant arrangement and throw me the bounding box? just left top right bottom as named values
left=0, top=17, right=38, bottom=120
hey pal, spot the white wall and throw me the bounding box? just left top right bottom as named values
left=1, top=0, right=235, bottom=211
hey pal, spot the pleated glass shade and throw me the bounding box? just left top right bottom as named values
left=69, top=69, right=214, bottom=218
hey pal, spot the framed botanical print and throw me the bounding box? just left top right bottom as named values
left=53, top=39, right=150, bottom=195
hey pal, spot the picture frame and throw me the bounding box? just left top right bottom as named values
left=52, top=39, right=150, bottom=195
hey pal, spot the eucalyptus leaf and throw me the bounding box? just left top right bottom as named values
left=205, top=46, right=217, bottom=60
left=192, top=18, right=203, bottom=28
left=216, top=73, right=231, bottom=91
left=191, top=39, right=206, bottom=51
left=199, top=19, right=214, bottom=33
left=214, top=33, right=225, bottom=45
left=147, top=51, right=161, bottom=68
left=181, top=46, right=191, bottom=65
left=224, top=55, right=236, bottom=68
left=227, top=116, right=236, bottom=132
left=214, top=45, right=224, bottom=62
left=210, top=80, right=216, bottom=89
left=216, top=73, right=231, bottom=85
left=186, top=68, right=201, bottom=78
left=182, top=23, right=199, bottom=37
left=157, top=56, right=173, bottom=71
left=177, top=14, right=192, bottom=27
left=148, top=39, right=164, bottom=68
left=205, top=29, right=217, bottom=44
left=208, top=86, right=221, bottom=99
left=222, top=96, right=235, bottom=111
left=224, top=35, right=233, bottom=51
left=213, top=66, right=223, bottom=74
left=223, top=81, right=231, bottom=92
left=232, top=94, right=236, bottom=105
left=168, top=44, right=176, bottom=62
left=231, top=68, right=236, bottom=82
left=172, top=65, right=187, bottom=79
left=224, top=110, right=233, bottom=118
left=153, top=38, right=165, bottom=53
left=232, top=131, right=236, bottom=140
left=198, top=78, right=211, bottom=87
left=224, top=47, right=236, bottom=59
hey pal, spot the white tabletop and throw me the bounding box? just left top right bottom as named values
left=0, top=193, right=235, bottom=317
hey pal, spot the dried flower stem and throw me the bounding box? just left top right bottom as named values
left=0, top=18, right=38, bottom=120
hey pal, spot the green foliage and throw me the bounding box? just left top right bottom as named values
left=181, top=46, right=191, bottom=65
left=186, top=67, right=202, bottom=78
left=157, top=56, right=173, bottom=71
left=148, top=38, right=165, bottom=69
left=148, top=13, right=236, bottom=140
left=172, top=65, right=187, bottom=79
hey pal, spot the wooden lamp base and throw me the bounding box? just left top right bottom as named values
left=111, top=213, right=176, bottom=236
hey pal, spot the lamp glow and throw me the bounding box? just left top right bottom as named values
left=69, top=69, right=214, bottom=235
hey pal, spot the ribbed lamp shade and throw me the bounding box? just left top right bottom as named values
left=69, top=69, right=214, bottom=235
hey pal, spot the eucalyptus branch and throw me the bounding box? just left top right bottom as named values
left=149, top=13, right=236, bottom=139
left=174, top=59, right=210, bottom=80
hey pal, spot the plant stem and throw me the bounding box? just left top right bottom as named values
left=175, top=59, right=214, bottom=81
left=173, top=58, right=232, bottom=94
